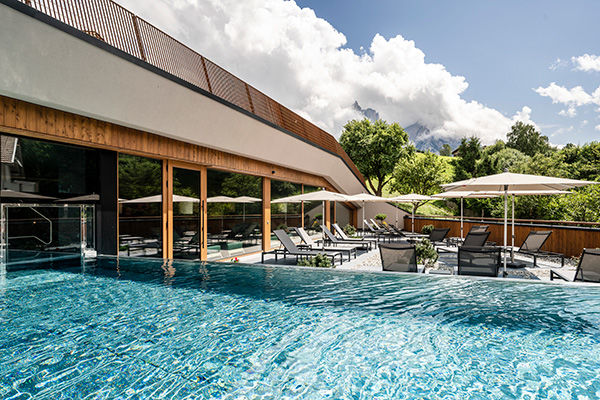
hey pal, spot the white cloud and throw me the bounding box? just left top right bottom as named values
left=534, top=82, right=594, bottom=106
left=558, top=106, right=577, bottom=117
left=572, top=54, right=600, bottom=72
left=117, top=0, right=533, bottom=143
left=596, top=125, right=600, bottom=132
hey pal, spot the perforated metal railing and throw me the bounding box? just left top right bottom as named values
left=16, top=0, right=364, bottom=185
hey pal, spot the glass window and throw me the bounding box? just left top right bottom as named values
left=207, top=170, right=262, bottom=260
left=271, top=180, right=302, bottom=248
left=1, top=134, right=98, bottom=201
left=303, top=185, right=323, bottom=234
left=118, top=154, right=162, bottom=258
left=172, top=167, right=201, bottom=260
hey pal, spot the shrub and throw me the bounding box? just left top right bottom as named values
left=422, top=224, right=434, bottom=234
left=276, top=223, right=288, bottom=231
left=375, top=213, right=387, bottom=221
left=298, top=253, right=333, bottom=268
left=343, top=224, right=356, bottom=236
left=416, top=239, right=438, bottom=267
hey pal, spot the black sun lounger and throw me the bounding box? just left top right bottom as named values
left=321, top=225, right=371, bottom=251
left=261, top=229, right=344, bottom=265
left=550, top=248, right=600, bottom=283
left=292, top=227, right=357, bottom=261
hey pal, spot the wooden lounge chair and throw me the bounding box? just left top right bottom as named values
left=458, top=246, right=501, bottom=277
left=292, top=227, right=357, bottom=261
left=261, top=229, right=344, bottom=265
left=321, top=225, right=371, bottom=250
left=550, top=248, right=600, bottom=283
left=332, top=223, right=376, bottom=250
left=516, top=230, right=565, bottom=267
left=379, top=243, right=422, bottom=273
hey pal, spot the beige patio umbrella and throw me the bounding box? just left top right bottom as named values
left=233, top=196, right=261, bottom=221
left=121, top=194, right=200, bottom=203
left=389, top=194, right=435, bottom=233
left=432, top=191, right=498, bottom=239
left=441, top=172, right=596, bottom=275
left=344, top=193, right=390, bottom=231
left=272, top=190, right=349, bottom=240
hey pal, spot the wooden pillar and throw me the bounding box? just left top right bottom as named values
left=324, top=200, right=331, bottom=230
left=200, top=166, right=208, bottom=260
left=262, top=177, right=271, bottom=251
left=351, top=207, right=358, bottom=228
left=161, top=160, right=173, bottom=259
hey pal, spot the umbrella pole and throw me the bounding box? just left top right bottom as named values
left=362, top=201, right=365, bottom=234
left=460, top=197, right=464, bottom=239
left=412, top=203, right=415, bottom=233
left=322, top=200, right=325, bottom=246
left=511, top=195, right=515, bottom=262
left=503, top=189, right=507, bottom=277
left=243, top=204, right=246, bottom=222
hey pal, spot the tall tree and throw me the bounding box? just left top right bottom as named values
left=506, top=121, right=551, bottom=156
left=340, top=119, right=413, bottom=195
left=391, top=152, right=447, bottom=213
left=439, top=144, right=452, bottom=157
left=452, top=136, right=482, bottom=180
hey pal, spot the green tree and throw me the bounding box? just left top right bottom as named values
left=476, top=148, right=530, bottom=176
left=439, top=144, right=452, bottom=157
left=506, top=121, right=551, bottom=156
left=391, top=151, right=447, bottom=213
left=452, top=137, right=482, bottom=180
left=340, top=119, right=413, bottom=196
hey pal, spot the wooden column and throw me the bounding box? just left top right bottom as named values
left=351, top=207, right=358, bottom=228
left=200, top=166, right=208, bottom=260
left=324, top=200, right=331, bottom=230
left=332, top=202, right=337, bottom=225
left=162, top=160, right=173, bottom=259
left=262, top=177, right=271, bottom=251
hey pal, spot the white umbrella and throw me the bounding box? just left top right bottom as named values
left=344, top=193, right=390, bottom=231
left=389, top=194, right=435, bottom=233
left=121, top=194, right=199, bottom=203
left=272, top=190, right=349, bottom=239
left=442, top=172, right=596, bottom=275
left=233, top=196, right=261, bottom=221
left=432, top=191, right=497, bottom=239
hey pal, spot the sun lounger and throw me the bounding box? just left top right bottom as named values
left=379, top=243, right=422, bottom=273
left=409, top=227, right=450, bottom=248
left=332, top=223, right=376, bottom=249
left=261, top=229, right=344, bottom=265
left=438, top=230, right=490, bottom=254
left=321, top=225, right=371, bottom=250
left=292, top=227, right=357, bottom=261
left=516, top=230, right=565, bottom=267
left=458, top=246, right=501, bottom=277
left=550, top=248, right=600, bottom=283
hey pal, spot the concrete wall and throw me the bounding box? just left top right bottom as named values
left=0, top=3, right=365, bottom=195
left=357, top=202, right=410, bottom=229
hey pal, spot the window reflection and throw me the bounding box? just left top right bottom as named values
left=172, top=167, right=201, bottom=260
left=271, top=180, right=302, bottom=248
left=303, top=185, right=322, bottom=234
left=118, top=154, right=162, bottom=258
left=1, top=134, right=98, bottom=201
left=207, top=169, right=262, bottom=260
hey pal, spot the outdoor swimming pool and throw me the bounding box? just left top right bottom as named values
left=1, top=257, right=600, bottom=399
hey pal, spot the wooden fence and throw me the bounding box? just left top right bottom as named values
left=407, top=216, right=600, bottom=257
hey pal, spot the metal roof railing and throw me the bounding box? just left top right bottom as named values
left=15, top=0, right=365, bottom=185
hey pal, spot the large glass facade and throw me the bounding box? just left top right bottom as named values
left=1, top=134, right=98, bottom=201
left=118, top=154, right=162, bottom=258
left=303, top=185, right=323, bottom=234
left=271, top=180, right=302, bottom=248
left=207, top=169, right=262, bottom=260
left=1, top=134, right=101, bottom=265
left=172, top=167, right=201, bottom=260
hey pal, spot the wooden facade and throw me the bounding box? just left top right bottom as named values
left=0, top=95, right=356, bottom=260
left=409, top=216, right=600, bottom=257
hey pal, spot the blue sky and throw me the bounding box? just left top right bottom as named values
left=120, top=0, right=600, bottom=145
left=296, top=0, right=600, bottom=144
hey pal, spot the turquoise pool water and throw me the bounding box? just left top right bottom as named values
left=1, top=257, right=600, bottom=399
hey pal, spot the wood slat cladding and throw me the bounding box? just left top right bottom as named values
left=0, top=95, right=330, bottom=188
left=409, top=217, right=600, bottom=258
